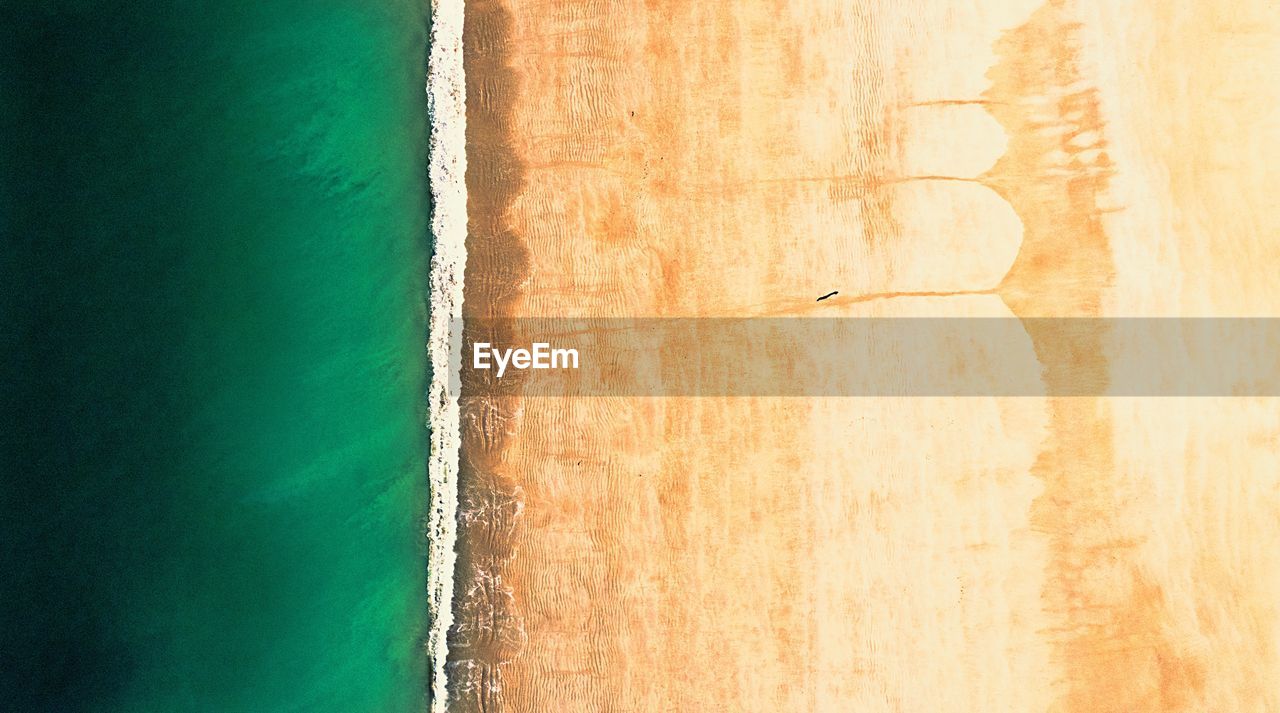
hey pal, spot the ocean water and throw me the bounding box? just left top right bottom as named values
left=1, top=2, right=430, bottom=711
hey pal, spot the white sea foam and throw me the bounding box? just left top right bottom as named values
left=426, top=0, right=466, bottom=710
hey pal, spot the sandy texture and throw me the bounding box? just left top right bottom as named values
left=444, top=0, right=1280, bottom=710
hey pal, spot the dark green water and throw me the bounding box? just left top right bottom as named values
left=2, top=2, right=430, bottom=710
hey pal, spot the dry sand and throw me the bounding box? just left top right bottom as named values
left=443, top=0, right=1280, bottom=710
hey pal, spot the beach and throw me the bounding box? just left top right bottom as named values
left=443, top=0, right=1280, bottom=710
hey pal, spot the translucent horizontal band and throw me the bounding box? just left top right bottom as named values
left=449, top=318, right=1280, bottom=397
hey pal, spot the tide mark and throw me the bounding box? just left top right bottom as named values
left=984, top=2, right=1207, bottom=711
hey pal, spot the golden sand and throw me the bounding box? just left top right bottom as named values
left=445, top=0, right=1280, bottom=710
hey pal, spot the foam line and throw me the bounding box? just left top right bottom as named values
left=425, top=0, right=466, bottom=710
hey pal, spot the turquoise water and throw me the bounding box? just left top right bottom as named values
left=2, top=2, right=430, bottom=710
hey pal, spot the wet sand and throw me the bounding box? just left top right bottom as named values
left=443, top=0, right=1280, bottom=710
